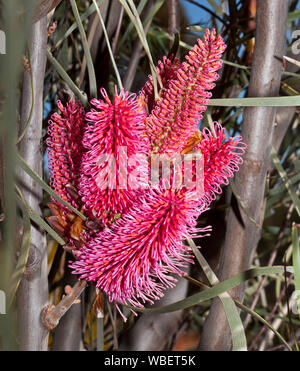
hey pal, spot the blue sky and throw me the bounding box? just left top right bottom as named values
left=180, top=0, right=219, bottom=25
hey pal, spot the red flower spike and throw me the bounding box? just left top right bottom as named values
left=145, top=28, right=226, bottom=155
left=78, top=87, right=149, bottom=225
left=195, top=122, right=246, bottom=208
left=70, top=187, right=211, bottom=307
left=140, top=55, right=180, bottom=113
left=47, top=98, right=86, bottom=211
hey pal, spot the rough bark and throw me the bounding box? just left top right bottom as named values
left=16, top=17, right=49, bottom=351
left=199, top=0, right=288, bottom=351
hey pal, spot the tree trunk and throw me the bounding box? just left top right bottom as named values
left=16, top=17, right=49, bottom=351
left=34, top=0, right=62, bottom=23
left=119, top=275, right=189, bottom=350
left=199, top=0, right=288, bottom=351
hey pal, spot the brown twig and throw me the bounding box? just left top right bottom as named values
left=244, top=184, right=300, bottom=328
left=167, top=0, right=179, bottom=45
left=41, top=280, right=87, bottom=331
left=51, top=268, right=84, bottom=351
left=248, top=274, right=293, bottom=350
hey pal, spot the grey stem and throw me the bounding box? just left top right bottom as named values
left=51, top=271, right=84, bottom=351
left=16, top=17, right=49, bottom=351
left=119, top=274, right=189, bottom=351
left=34, top=0, right=62, bottom=23
left=198, top=0, right=288, bottom=351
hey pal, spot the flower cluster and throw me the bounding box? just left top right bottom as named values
left=47, top=29, right=246, bottom=310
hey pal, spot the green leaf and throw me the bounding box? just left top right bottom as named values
left=271, top=146, right=300, bottom=218
left=118, top=0, right=162, bottom=98
left=127, top=264, right=293, bottom=350
left=234, top=300, right=292, bottom=351
left=269, top=172, right=300, bottom=197
left=208, top=96, right=300, bottom=107
left=15, top=185, right=66, bottom=245
left=188, top=239, right=247, bottom=351
left=26, top=203, right=66, bottom=246
left=143, top=0, right=165, bottom=28
left=288, top=9, right=300, bottom=23
left=70, top=0, right=97, bottom=98
left=9, top=195, right=32, bottom=305
left=131, top=265, right=294, bottom=314
left=118, top=0, right=148, bottom=48
left=206, top=0, right=223, bottom=14
left=47, top=49, right=88, bottom=107
left=54, top=0, right=105, bottom=49
left=229, top=179, right=260, bottom=228
left=16, top=152, right=86, bottom=221
left=92, top=0, right=123, bottom=90
left=282, top=55, right=300, bottom=73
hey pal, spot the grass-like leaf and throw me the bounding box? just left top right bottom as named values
left=132, top=265, right=294, bottom=314
left=118, top=0, right=148, bottom=49
left=54, top=0, right=105, bottom=49
left=9, top=195, right=32, bottom=306
left=70, top=0, right=97, bottom=98
left=92, top=0, right=123, bottom=90
left=208, top=96, right=300, bottom=107
left=15, top=185, right=66, bottom=246
left=269, top=172, right=300, bottom=197
left=16, top=152, right=86, bottom=221
left=118, top=0, right=162, bottom=98
left=47, top=49, right=88, bottom=107
left=271, top=146, right=300, bottom=218
left=288, top=9, right=300, bottom=22
left=188, top=238, right=247, bottom=351
left=143, top=0, right=165, bottom=29
left=229, top=179, right=260, bottom=228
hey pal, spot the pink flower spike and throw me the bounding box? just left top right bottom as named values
left=145, top=28, right=226, bottom=155
left=78, top=87, right=149, bottom=224
left=47, top=98, right=86, bottom=210
left=139, top=55, right=180, bottom=113
left=195, top=122, right=247, bottom=208
left=70, top=187, right=211, bottom=307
